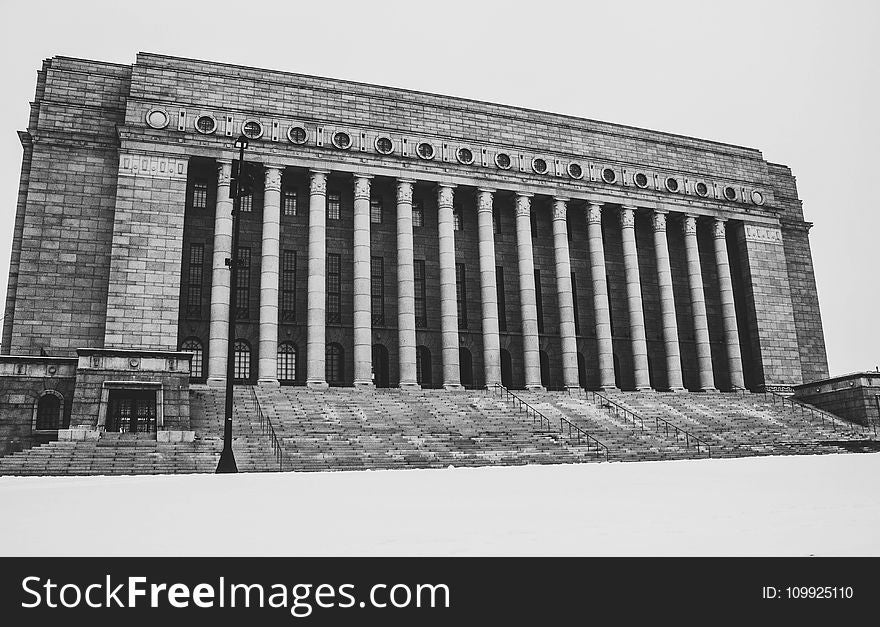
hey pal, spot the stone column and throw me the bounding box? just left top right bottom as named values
left=515, top=193, right=543, bottom=391
left=713, top=218, right=745, bottom=390
left=437, top=184, right=463, bottom=390
left=257, top=165, right=283, bottom=385
left=551, top=197, right=579, bottom=390
left=396, top=179, right=420, bottom=389
left=306, top=169, right=329, bottom=389
left=353, top=175, right=374, bottom=388
left=683, top=214, right=717, bottom=392
left=652, top=210, right=685, bottom=391
left=586, top=203, right=617, bottom=390
left=620, top=206, right=651, bottom=390
left=476, top=188, right=501, bottom=388
left=207, top=160, right=232, bottom=387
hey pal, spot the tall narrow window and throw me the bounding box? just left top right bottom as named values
left=496, top=265, right=507, bottom=332
left=192, top=182, right=208, bottom=209
left=412, top=200, right=424, bottom=228
left=235, top=247, right=250, bottom=319
left=327, top=192, right=341, bottom=220
left=370, top=197, right=383, bottom=224
left=281, top=250, right=296, bottom=322
left=186, top=243, right=204, bottom=318
left=282, top=188, right=298, bottom=216
left=240, top=193, right=253, bottom=213
left=181, top=338, right=204, bottom=381
left=492, top=205, right=500, bottom=233
left=535, top=269, right=544, bottom=334
left=35, top=393, right=62, bottom=430
left=453, top=204, right=463, bottom=231
left=326, top=343, right=344, bottom=385
left=414, top=259, right=427, bottom=328
left=371, top=256, right=385, bottom=326
left=277, top=342, right=296, bottom=382
left=327, top=253, right=341, bottom=323
left=233, top=340, right=251, bottom=382
left=571, top=272, right=581, bottom=335
left=456, top=263, right=467, bottom=329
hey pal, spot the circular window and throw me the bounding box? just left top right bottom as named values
left=724, top=186, right=737, bottom=201
left=195, top=115, right=217, bottom=135
left=287, top=125, right=307, bottom=144
left=567, top=162, right=583, bottom=179
left=375, top=136, right=393, bottom=155
left=242, top=120, right=263, bottom=139
left=495, top=152, right=512, bottom=170
left=751, top=190, right=765, bottom=205
left=665, top=177, right=680, bottom=193
left=634, top=172, right=649, bottom=188
left=694, top=181, right=709, bottom=197
left=416, top=142, right=435, bottom=160
left=532, top=158, right=548, bottom=174
left=332, top=131, right=352, bottom=150
left=601, top=167, right=617, bottom=184
left=145, top=108, right=169, bottom=129
left=456, top=147, right=474, bottom=165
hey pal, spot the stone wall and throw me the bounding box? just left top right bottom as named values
left=793, top=373, right=880, bottom=427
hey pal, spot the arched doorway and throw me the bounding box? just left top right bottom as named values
left=459, top=347, right=473, bottom=388
left=500, top=349, right=512, bottom=388
left=540, top=350, right=550, bottom=388
left=371, top=344, right=389, bottom=388
left=416, top=346, right=432, bottom=388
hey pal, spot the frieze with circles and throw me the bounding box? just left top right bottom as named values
left=147, top=104, right=771, bottom=207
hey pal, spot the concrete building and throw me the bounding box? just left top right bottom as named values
left=0, top=53, right=830, bottom=451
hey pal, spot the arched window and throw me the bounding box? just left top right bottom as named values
left=416, top=346, right=432, bottom=388
left=326, top=343, right=344, bottom=385
left=35, top=392, right=63, bottom=430
left=234, top=340, right=251, bottom=382
left=277, top=342, right=297, bottom=383
left=459, top=347, right=473, bottom=388
left=180, top=337, right=204, bottom=382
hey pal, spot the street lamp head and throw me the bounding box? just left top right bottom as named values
left=234, top=135, right=249, bottom=151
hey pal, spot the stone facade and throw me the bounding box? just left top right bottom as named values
left=793, top=373, right=880, bottom=427
left=3, top=53, right=829, bottom=405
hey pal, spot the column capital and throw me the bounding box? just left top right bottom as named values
left=309, top=170, right=328, bottom=195
left=652, top=210, right=667, bottom=232
left=437, top=184, right=455, bottom=207
left=477, top=188, right=494, bottom=213
left=515, top=193, right=532, bottom=217
left=396, top=179, right=414, bottom=204
left=217, top=160, right=232, bottom=185
left=264, top=167, right=282, bottom=192
left=683, top=213, right=698, bottom=235
left=586, top=202, right=603, bottom=224
left=713, top=218, right=727, bottom=238
left=552, top=198, right=568, bottom=221
left=620, top=206, right=636, bottom=229
left=354, top=175, right=372, bottom=200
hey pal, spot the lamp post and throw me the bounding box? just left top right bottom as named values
left=216, top=134, right=250, bottom=473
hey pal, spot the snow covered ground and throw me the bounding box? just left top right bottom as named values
left=1, top=453, right=878, bottom=557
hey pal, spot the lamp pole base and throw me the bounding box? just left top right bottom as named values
left=216, top=447, right=238, bottom=473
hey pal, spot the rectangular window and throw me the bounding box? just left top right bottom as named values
left=327, top=192, right=341, bottom=220
left=186, top=243, right=204, bottom=317
left=492, top=205, right=500, bottom=234
left=414, top=259, right=427, bottom=328
left=453, top=204, right=463, bottom=231
left=283, top=188, right=297, bottom=216
left=240, top=194, right=253, bottom=213
left=281, top=250, right=296, bottom=322
left=571, top=272, right=580, bottom=335
left=496, top=266, right=507, bottom=332
left=235, top=247, right=250, bottom=319
left=370, top=198, right=383, bottom=224
left=412, top=200, right=424, bottom=228
left=535, top=268, right=544, bottom=334
left=456, top=263, right=467, bottom=329
left=530, top=211, right=538, bottom=238
left=193, top=182, right=208, bottom=209
left=371, top=256, right=384, bottom=326
left=327, top=253, right=341, bottom=323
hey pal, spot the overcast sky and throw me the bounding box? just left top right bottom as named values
left=0, top=0, right=876, bottom=377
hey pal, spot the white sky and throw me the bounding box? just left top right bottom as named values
left=0, top=0, right=877, bottom=376
left=1, top=454, right=878, bottom=556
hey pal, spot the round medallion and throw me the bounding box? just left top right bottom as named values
left=567, top=162, right=583, bottom=179
left=694, top=181, right=709, bottom=197
left=495, top=152, right=512, bottom=169
left=665, top=177, right=680, bottom=193
left=416, top=142, right=435, bottom=160
left=532, top=158, right=548, bottom=174
left=751, top=190, right=765, bottom=205
left=724, top=186, right=737, bottom=201
left=145, top=108, right=169, bottom=129
left=375, top=136, right=394, bottom=154
left=601, top=167, right=617, bottom=184
left=241, top=120, right=263, bottom=139
left=456, top=147, right=474, bottom=165
left=332, top=131, right=352, bottom=150
left=195, top=115, right=217, bottom=135
left=287, top=125, right=308, bottom=144
left=634, top=172, right=649, bottom=188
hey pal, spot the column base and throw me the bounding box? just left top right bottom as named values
left=597, top=386, right=619, bottom=393
left=667, top=386, right=688, bottom=393
left=398, top=381, right=422, bottom=391
left=306, top=379, right=329, bottom=390
left=443, top=383, right=465, bottom=391
left=206, top=377, right=226, bottom=388
left=257, top=378, right=280, bottom=386
left=525, top=384, right=546, bottom=392
left=564, top=385, right=581, bottom=393
left=353, top=380, right=375, bottom=389
left=696, top=387, right=719, bottom=393
left=633, top=386, right=653, bottom=392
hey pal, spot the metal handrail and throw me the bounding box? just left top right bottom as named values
left=488, top=384, right=609, bottom=462
left=760, top=390, right=867, bottom=436
left=250, top=386, right=284, bottom=472
left=569, top=387, right=711, bottom=458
